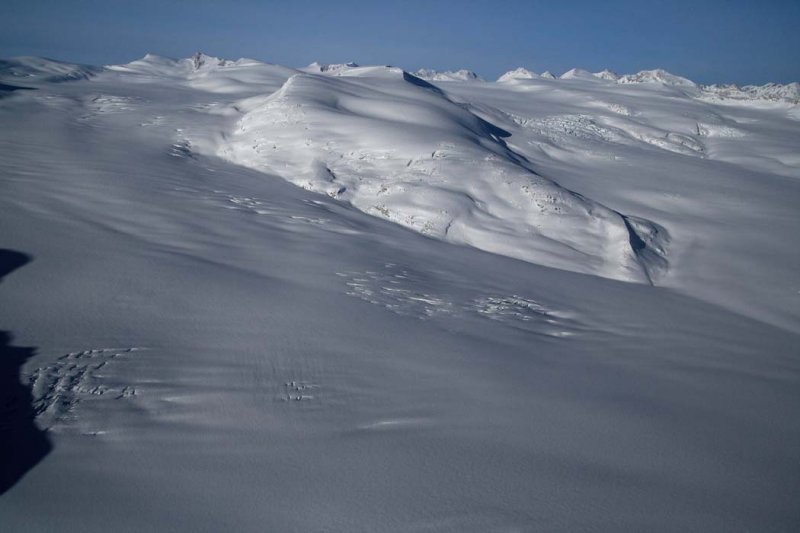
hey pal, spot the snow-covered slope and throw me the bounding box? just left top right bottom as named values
left=206, top=68, right=667, bottom=283
left=1, top=54, right=799, bottom=532
left=0, top=56, right=100, bottom=84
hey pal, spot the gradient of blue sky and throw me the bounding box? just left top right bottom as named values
left=1, top=0, right=798, bottom=84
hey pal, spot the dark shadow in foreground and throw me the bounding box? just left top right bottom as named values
left=0, top=250, right=51, bottom=495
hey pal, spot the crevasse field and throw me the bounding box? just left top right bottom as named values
left=1, top=54, right=799, bottom=532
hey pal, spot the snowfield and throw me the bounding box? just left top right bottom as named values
left=1, top=53, right=799, bottom=532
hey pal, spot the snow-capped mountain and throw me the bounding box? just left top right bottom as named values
left=559, top=68, right=601, bottom=81
left=1, top=53, right=799, bottom=532
left=702, top=81, right=800, bottom=104
left=413, top=68, right=484, bottom=82
left=496, top=64, right=800, bottom=103
left=496, top=67, right=540, bottom=82
left=593, top=69, right=620, bottom=81
left=617, top=68, right=698, bottom=87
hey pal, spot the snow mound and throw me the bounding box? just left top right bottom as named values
left=212, top=71, right=668, bottom=283
left=618, top=69, right=697, bottom=88
left=413, top=68, right=484, bottom=82
left=0, top=56, right=100, bottom=83
left=497, top=68, right=540, bottom=82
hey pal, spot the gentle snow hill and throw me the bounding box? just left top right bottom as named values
left=205, top=67, right=668, bottom=283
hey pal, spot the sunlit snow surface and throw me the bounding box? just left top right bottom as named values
left=1, top=54, right=799, bottom=532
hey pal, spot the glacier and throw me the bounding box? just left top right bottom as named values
left=1, top=53, right=799, bottom=532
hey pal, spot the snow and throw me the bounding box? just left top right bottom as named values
left=0, top=56, right=99, bottom=84
left=1, top=53, right=799, bottom=532
left=497, top=67, right=540, bottom=82
left=593, top=69, right=620, bottom=81
left=701, top=81, right=800, bottom=104
left=497, top=65, right=800, bottom=105
left=617, top=68, right=698, bottom=88
left=413, top=68, right=484, bottom=82
left=302, top=61, right=361, bottom=75
left=559, top=68, right=602, bottom=81
left=208, top=68, right=667, bottom=283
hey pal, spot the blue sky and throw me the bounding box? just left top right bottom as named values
left=1, top=0, right=798, bottom=85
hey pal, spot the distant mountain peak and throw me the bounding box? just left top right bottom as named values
left=594, top=69, right=620, bottom=81
left=190, top=52, right=231, bottom=70
left=618, top=69, right=697, bottom=87
left=560, top=68, right=598, bottom=81
left=497, top=68, right=539, bottom=82
left=413, top=68, right=483, bottom=82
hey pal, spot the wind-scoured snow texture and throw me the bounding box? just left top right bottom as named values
left=215, top=68, right=666, bottom=283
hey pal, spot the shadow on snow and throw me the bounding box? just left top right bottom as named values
left=0, top=249, right=51, bottom=496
